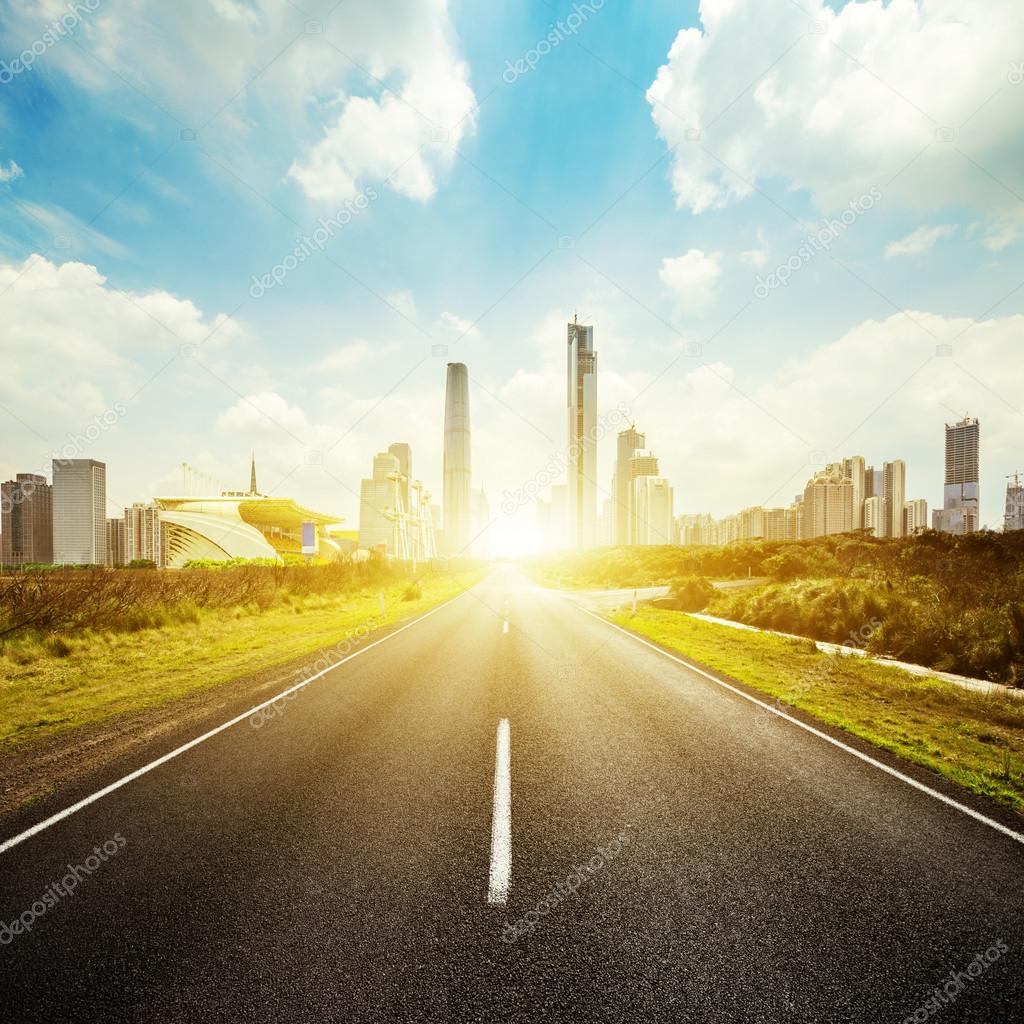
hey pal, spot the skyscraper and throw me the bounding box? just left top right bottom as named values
left=903, top=498, right=928, bottom=536
left=1005, top=474, right=1024, bottom=532
left=359, top=450, right=402, bottom=553
left=52, top=459, right=106, bottom=565
left=883, top=459, right=906, bottom=538
left=567, top=317, right=597, bottom=548
left=443, top=362, right=472, bottom=556
left=1, top=474, right=53, bottom=566
left=632, top=476, right=674, bottom=545
left=627, top=449, right=660, bottom=544
left=933, top=416, right=980, bottom=534
left=613, top=425, right=645, bottom=545
left=842, top=455, right=866, bottom=529
left=106, top=518, right=126, bottom=567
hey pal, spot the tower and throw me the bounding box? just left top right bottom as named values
left=567, top=315, right=597, bottom=548
left=614, top=425, right=645, bottom=545
left=933, top=416, right=980, bottom=534
left=249, top=452, right=258, bottom=496
left=443, top=362, right=472, bottom=556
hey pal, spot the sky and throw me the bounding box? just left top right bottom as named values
left=0, top=0, right=1022, bottom=553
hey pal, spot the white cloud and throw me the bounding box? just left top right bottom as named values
left=3, top=0, right=476, bottom=206
left=659, top=249, right=722, bottom=317
left=979, top=219, right=1022, bottom=252
left=740, top=228, right=768, bottom=268
left=0, top=160, right=22, bottom=183
left=648, top=0, right=1024, bottom=215
left=884, top=223, right=957, bottom=259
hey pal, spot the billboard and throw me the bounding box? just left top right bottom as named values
left=301, top=521, right=316, bottom=555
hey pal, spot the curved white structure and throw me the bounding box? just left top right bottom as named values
left=160, top=509, right=278, bottom=566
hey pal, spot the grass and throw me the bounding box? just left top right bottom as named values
left=610, top=606, right=1024, bottom=816
left=0, top=569, right=482, bottom=759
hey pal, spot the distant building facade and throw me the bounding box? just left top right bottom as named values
left=1, top=473, right=53, bottom=566
left=632, top=476, right=674, bottom=545
left=1005, top=474, right=1024, bottom=533
left=566, top=317, right=597, bottom=548
left=125, top=502, right=165, bottom=566
left=53, top=459, right=107, bottom=565
left=359, top=450, right=402, bottom=553
left=443, top=363, right=472, bottom=556
left=106, top=517, right=126, bottom=567
left=934, top=416, right=980, bottom=534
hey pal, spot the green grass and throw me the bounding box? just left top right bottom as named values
left=610, top=607, right=1024, bottom=816
left=0, top=570, right=482, bottom=758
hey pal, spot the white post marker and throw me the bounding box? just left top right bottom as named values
left=488, top=718, right=512, bottom=904
left=502, top=620, right=509, bottom=634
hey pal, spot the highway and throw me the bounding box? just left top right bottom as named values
left=1, top=567, right=1022, bottom=1022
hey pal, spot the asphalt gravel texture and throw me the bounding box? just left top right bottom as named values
left=1, top=567, right=1022, bottom=1022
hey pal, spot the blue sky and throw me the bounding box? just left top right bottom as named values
left=1, top=0, right=1022, bottom=549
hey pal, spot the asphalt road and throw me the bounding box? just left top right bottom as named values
left=2, top=567, right=1022, bottom=1022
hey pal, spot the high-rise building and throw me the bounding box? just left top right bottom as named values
left=106, top=517, right=126, bottom=567
left=863, top=495, right=885, bottom=538
left=883, top=459, right=906, bottom=538
left=125, top=502, right=165, bottom=566
left=626, top=449, right=659, bottom=544
left=632, top=476, right=674, bottom=545
left=802, top=466, right=853, bottom=538
left=388, top=443, right=411, bottom=514
left=52, top=459, right=106, bottom=565
left=599, top=497, right=615, bottom=546
left=1, top=474, right=53, bottom=566
left=933, top=416, right=980, bottom=534
left=567, top=317, right=597, bottom=548
left=613, top=425, right=645, bottom=545
left=1005, top=474, right=1024, bottom=533
left=443, top=362, right=472, bottom=556
left=359, top=450, right=402, bottom=553
left=842, top=455, right=867, bottom=529
left=903, top=498, right=928, bottom=536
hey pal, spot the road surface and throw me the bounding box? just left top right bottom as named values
left=1, top=567, right=1022, bottom=1022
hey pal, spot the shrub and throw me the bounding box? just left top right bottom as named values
left=402, top=581, right=423, bottom=602
left=670, top=575, right=715, bottom=612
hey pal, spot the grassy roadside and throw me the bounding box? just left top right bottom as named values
left=0, top=569, right=483, bottom=759
left=610, top=606, right=1024, bottom=816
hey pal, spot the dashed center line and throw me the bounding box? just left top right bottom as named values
left=488, top=718, right=512, bottom=904
left=502, top=620, right=509, bottom=634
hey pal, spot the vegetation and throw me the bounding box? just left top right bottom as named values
left=611, top=608, right=1024, bottom=816
left=0, top=565, right=482, bottom=757
left=529, top=531, right=1024, bottom=684
left=669, top=575, right=716, bottom=612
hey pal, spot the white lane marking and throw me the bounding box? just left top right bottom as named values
left=0, top=589, right=474, bottom=857
left=580, top=607, right=1024, bottom=848
left=488, top=718, right=512, bottom=904
left=502, top=620, right=509, bottom=634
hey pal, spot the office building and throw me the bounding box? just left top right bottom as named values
left=106, top=518, right=126, bottom=567
left=626, top=449, right=659, bottom=544
left=933, top=416, right=980, bottom=534
left=1005, top=475, right=1024, bottom=532
left=567, top=316, right=597, bottom=548
left=632, top=476, right=674, bottom=545
left=883, top=459, right=906, bottom=538
left=52, top=459, right=107, bottom=565
left=613, top=425, right=645, bottom=545
left=443, top=363, right=472, bottom=556
left=1, top=473, right=53, bottom=566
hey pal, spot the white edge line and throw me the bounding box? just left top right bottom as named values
left=0, top=587, right=474, bottom=856
left=580, top=607, right=1024, bottom=848
left=487, top=717, right=512, bottom=904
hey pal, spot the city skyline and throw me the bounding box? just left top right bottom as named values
left=1, top=3, right=1022, bottom=550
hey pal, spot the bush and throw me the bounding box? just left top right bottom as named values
left=402, top=581, right=423, bottom=602
left=670, top=575, right=715, bottom=612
